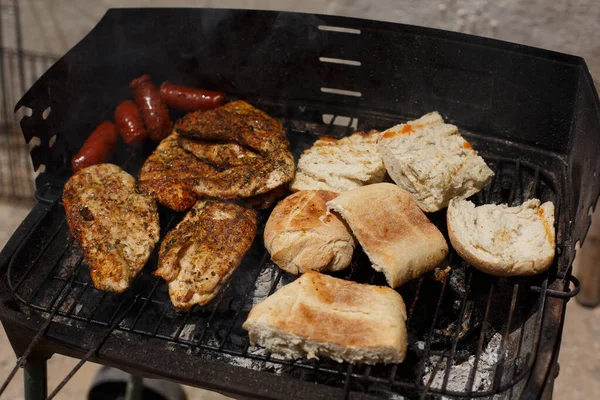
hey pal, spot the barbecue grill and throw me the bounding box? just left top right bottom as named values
left=1, top=8, right=598, bottom=399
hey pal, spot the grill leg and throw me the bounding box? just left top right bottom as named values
left=124, top=374, right=143, bottom=400
left=23, top=360, right=47, bottom=400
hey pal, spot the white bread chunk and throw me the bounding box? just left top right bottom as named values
left=243, top=270, right=407, bottom=364
left=291, top=130, right=385, bottom=193
left=378, top=112, right=494, bottom=212
left=327, top=183, right=448, bottom=287
left=264, top=190, right=355, bottom=274
left=447, top=199, right=555, bottom=276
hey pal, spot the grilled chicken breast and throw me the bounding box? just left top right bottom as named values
left=178, top=136, right=260, bottom=168
left=63, top=164, right=160, bottom=292
left=156, top=199, right=257, bottom=309
left=138, top=132, right=218, bottom=211
left=175, top=101, right=295, bottom=198
left=175, top=100, right=289, bottom=154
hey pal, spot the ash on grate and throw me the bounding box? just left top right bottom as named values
left=423, top=333, right=502, bottom=394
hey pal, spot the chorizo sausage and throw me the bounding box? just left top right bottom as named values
left=160, top=82, right=225, bottom=112
left=114, top=100, right=147, bottom=146
left=72, top=121, right=118, bottom=172
left=130, top=74, right=171, bottom=142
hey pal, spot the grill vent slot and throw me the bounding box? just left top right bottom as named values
left=320, top=87, right=362, bottom=97
left=317, top=25, right=361, bottom=34
left=319, top=57, right=361, bottom=66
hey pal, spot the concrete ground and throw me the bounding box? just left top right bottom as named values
left=2, top=0, right=600, bottom=399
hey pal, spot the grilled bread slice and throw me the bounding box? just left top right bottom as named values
left=63, top=164, right=160, bottom=292
left=264, top=190, right=355, bottom=274
left=327, top=183, right=448, bottom=287
left=156, top=199, right=257, bottom=309
left=378, top=112, right=493, bottom=212
left=243, top=270, right=407, bottom=364
left=447, top=199, right=555, bottom=276
left=291, top=130, right=385, bottom=193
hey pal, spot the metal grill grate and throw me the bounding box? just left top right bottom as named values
left=4, top=111, right=569, bottom=399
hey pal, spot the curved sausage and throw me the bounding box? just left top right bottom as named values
left=72, top=121, right=118, bottom=172
left=114, top=100, right=147, bottom=146
left=159, top=82, right=225, bottom=112
left=130, top=74, right=171, bottom=142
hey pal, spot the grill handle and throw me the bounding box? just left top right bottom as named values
left=529, top=274, right=580, bottom=299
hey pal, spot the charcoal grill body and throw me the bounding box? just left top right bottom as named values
left=1, top=9, right=599, bottom=400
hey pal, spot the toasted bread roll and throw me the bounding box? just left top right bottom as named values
left=378, top=112, right=494, bottom=212
left=264, top=190, right=355, bottom=274
left=291, top=130, right=385, bottom=193
left=327, top=183, right=448, bottom=287
left=243, top=270, right=407, bottom=364
left=447, top=199, right=555, bottom=276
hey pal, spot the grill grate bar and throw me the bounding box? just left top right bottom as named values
left=47, top=293, right=139, bottom=399
left=242, top=267, right=284, bottom=360
left=218, top=250, right=270, bottom=350
left=441, top=265, right=473, bottom=391
left=123, top=277, right=162, bottom=332
left=492, top=283, right=520, bottom=391
left=9, top=220, right=67, bottom=293
left=484, top=159, right=502, bottom=204
left=466, top=283, right=494, bottom=394
left=0, top=262, right=78, bottom=396
left=342, top=364, right=354, bottom=400
left=63, top=282, right=90, bottom=317
left=508, top=294, right=530, bottom=399
left=420, top=351, right=446, bottom=400
left=413, top=274, right=450, bottom=386
left=508, top=159, right=521, bottom=205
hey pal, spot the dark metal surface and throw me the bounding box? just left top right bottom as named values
left=2, top=7, right=600, bottom=400
left=23, top=360, right=47, bottom=400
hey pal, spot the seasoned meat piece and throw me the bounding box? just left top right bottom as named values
left=175, top=101, right=296, bottom=198
left=156, top=200, right=257, bottom=309
left=138, top=132, right=218, bottom=211
left=63, top=164, right=160, bottom=293
left=189, top=150, right=295, bottom=198
left=178, top=136, right=260, bottom=168
left=175, top=100, right=288, bottom=154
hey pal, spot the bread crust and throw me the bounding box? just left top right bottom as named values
left=264, top=190, right=355, bottom=274
left=243, top=270, right=407, bottom=364
left=447, top=199, right=555, bottom=276
left=291, top=130, right=385, bottom=193
left=327, top=183, right=448, bottom=287
left=378, top=111, right=494, bottom=212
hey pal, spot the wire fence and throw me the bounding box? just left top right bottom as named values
left=0, top=0, right=57, bottom=203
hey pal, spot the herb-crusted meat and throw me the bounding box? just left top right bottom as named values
left=63, top=164, right=160, bottom=292
left=155, top=199, right=257, bottom=309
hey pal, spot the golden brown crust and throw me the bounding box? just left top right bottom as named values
left=155, top=199, right=257, bottom=309
left=264, top=190, right=355, bottom=274
left=243, top=271, right=407, bottom=363
left=327, top=183, right=448, bottom=287
left=63, top=164, right=160, bottom=293
left=137, top=132, right=217, bottom=211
